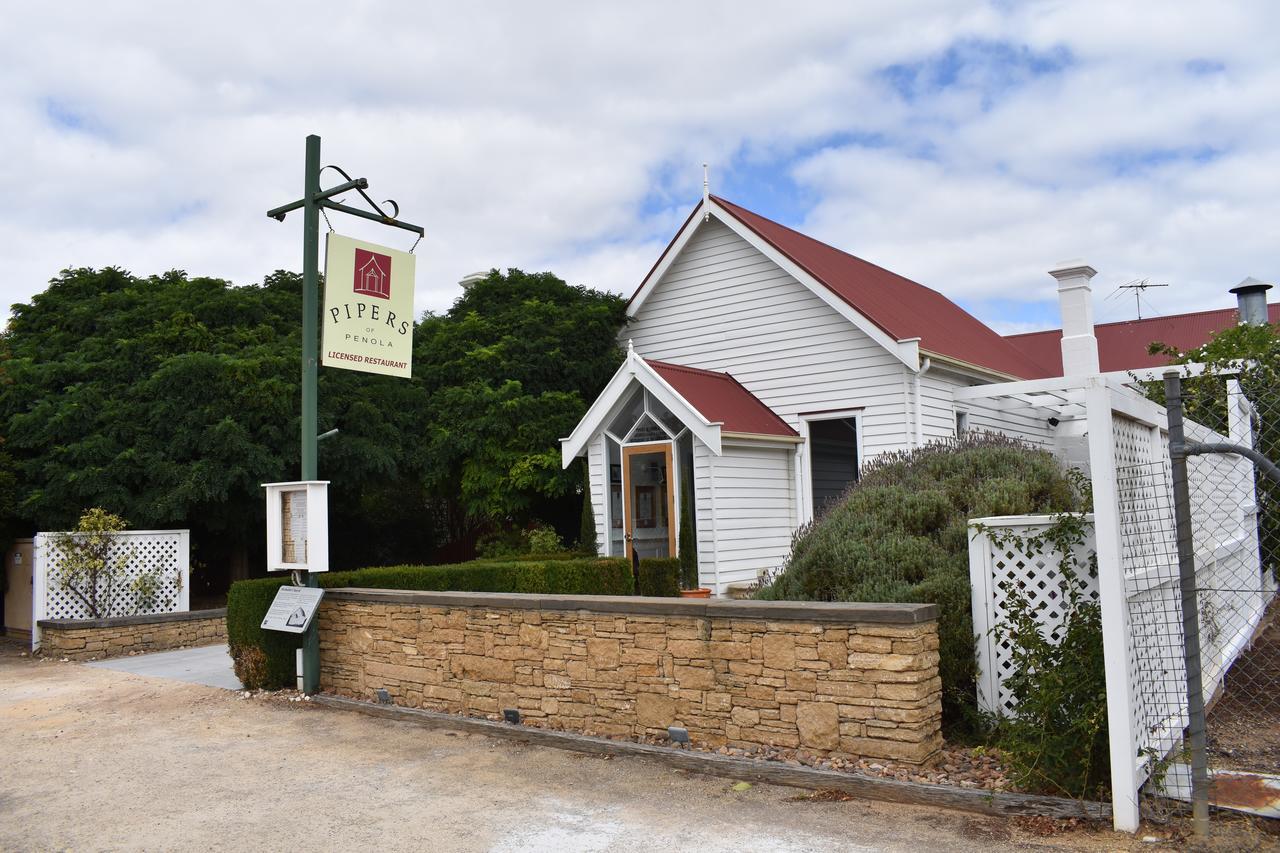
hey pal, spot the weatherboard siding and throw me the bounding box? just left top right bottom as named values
left=626, top=218, right=914, bottom=457
left=587, top=434, right=608, bottom=555
left=695, top=440, right=796, bottom=592
left=692, top=441, right=718, bottom=589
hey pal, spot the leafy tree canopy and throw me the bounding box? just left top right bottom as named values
left=412, top=268, right=626, bottom=531
left=0, top=265, right=624, bottom=578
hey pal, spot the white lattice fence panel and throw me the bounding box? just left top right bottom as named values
left=969, top=515, right=1098, bottom=716
left=32, top=530, right=189, bottom=648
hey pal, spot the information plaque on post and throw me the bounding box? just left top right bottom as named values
left=261, top=585, right=326, bottom=634
left=263, top=481, right=330, bottom=573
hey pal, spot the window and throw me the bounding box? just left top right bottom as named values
left=955, top=410, right=969, bottom=436
left=808, top=416, right=859, bottom=515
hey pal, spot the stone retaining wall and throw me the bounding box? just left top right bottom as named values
left=38, top=609, right=227, bottom=660
left=318, top=590, right=942, bottom=764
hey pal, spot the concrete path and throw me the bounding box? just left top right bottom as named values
left=85, top=643, right=242, bottom=690
left=1, top=644, right=1259, bottom=851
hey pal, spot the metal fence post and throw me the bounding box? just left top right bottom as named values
left=1163, top=370, right=1210, bottom=837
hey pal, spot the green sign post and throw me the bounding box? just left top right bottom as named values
left=267, top=134, right=424, bottom=693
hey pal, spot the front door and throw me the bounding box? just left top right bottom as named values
left=622, top=443, right=675, bottom=559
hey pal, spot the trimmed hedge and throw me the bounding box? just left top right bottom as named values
left=636, top=557, right=681, bottom=597
left=227, top=556, right=635, bottom=689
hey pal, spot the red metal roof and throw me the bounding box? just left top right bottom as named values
left=646, top=359, right=798, bottom=437
left=1005, top=304, right=1280, bottom=374
left=705, top=197, right=1050, bottom=379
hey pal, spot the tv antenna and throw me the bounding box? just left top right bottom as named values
left=1114, top=278, right=1169, bottom=319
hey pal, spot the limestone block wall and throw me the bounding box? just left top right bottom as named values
left=319, top=590, right=942, bottom=764
left=38, top=609, right=227, bottom=660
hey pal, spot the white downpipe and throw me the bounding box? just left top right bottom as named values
left=913, top=357, right=933, bottom=447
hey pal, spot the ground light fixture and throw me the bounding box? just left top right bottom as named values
left=503, top=708, right=522, bottom=724
left=667, top=726, right=690, bottom=745
left=376, top=688, right=391, bottom=705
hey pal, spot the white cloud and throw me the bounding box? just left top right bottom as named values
left=0, top=1, right=1277, bottom=331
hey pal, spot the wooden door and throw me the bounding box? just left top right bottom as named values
left=622, top=442, right=676, bottom=558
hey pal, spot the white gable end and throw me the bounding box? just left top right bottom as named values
left=624, top=217, right=918, bottom=457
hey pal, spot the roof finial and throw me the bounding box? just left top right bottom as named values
left=703, top=162, right=710, bottom=222
left=627, top=338, right=635, bottom=356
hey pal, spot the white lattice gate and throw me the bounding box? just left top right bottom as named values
left=32, top=529, right=190, bottom=650
left=968, top=514, right=1098, bottom=717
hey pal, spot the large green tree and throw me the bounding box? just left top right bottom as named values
left=412, top=268, right=627, bottom=544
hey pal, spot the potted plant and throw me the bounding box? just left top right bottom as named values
left=677, top=479, right=710, bottom=598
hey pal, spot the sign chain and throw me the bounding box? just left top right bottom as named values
left=320, top=205, right=335, bottom=233
left=408, top=233, right=422, bottom=254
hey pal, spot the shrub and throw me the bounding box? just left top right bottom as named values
left=524, top=524, right=563, bottom=555
left=233, top=645, right=272, bottom=691
left=226, top=575, right=296, bottom=689
left=677, top=479, right=698, bottom=589
left=226, top=556, right=636, bottom=689
left=636, top=557, right=681, bottom=597
left=756, top=433, right=1085, bottom=732
left=578, top=462, right=597, bottom=551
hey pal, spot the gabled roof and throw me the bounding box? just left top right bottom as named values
left=560, top=347, right=799, bottom=466
left=646, top=359, right=797, bottom=437
left=628, top=196, right=1050, bottom=380
left=1005, top=303, right=1280, bottom=374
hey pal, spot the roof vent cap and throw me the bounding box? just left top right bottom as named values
left=1229, top=276, right=1273, bottom=325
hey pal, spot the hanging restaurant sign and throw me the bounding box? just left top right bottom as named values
left=322, top=232, right=415, bottom=378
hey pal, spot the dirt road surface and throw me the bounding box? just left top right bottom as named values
left=0, top=642, right=1270, bottom=852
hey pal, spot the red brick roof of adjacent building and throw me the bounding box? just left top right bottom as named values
left=1005, top=303, right=1280, bottom=375
left=703, top=196, right=1051, bottom=379
left=646, top=359, right=798, bottom=437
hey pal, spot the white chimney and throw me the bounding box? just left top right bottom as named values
left=459, top=271, right=487, bottom=291
left=1049, top=260, right=1100, bottom=376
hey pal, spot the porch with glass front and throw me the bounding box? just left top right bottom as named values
left=562, top=345, right=801, bottom=592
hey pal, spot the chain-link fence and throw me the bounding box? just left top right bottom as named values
left=1150, top=372, right=1280, bottom=832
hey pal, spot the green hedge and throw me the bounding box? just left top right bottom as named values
left=227, top=556, right=636, bottom=689
left=636, top=557, right=681, bottom=597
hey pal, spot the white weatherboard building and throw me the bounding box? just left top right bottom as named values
left=562, top=195, right=1069, bottom=594
left=561, top=194, right=1268, bottom=597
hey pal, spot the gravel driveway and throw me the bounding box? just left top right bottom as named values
left=0, top=641, right=1261, bottom=851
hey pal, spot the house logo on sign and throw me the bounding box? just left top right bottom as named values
left=353, top=247, right=392, bottom=300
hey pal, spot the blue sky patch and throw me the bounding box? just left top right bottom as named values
left=1185, top=58, right=1225, bottom=75
left=44, top=98, right=87, bottom=131
left=1100, top=144, right=1221, bottom=176
left=878, top=39, right=1072, bottom=109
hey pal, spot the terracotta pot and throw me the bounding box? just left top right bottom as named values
left=679, top=588, right=712, bottom=599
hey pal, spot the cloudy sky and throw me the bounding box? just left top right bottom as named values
left=3, top=1, right=1277, bottom=333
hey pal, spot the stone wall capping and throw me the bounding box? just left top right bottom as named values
left=37, top=607, right=227, bottom=631
left=705, top=600, right=938, bottom=624
left=323, top=588, right=936, bottom=624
